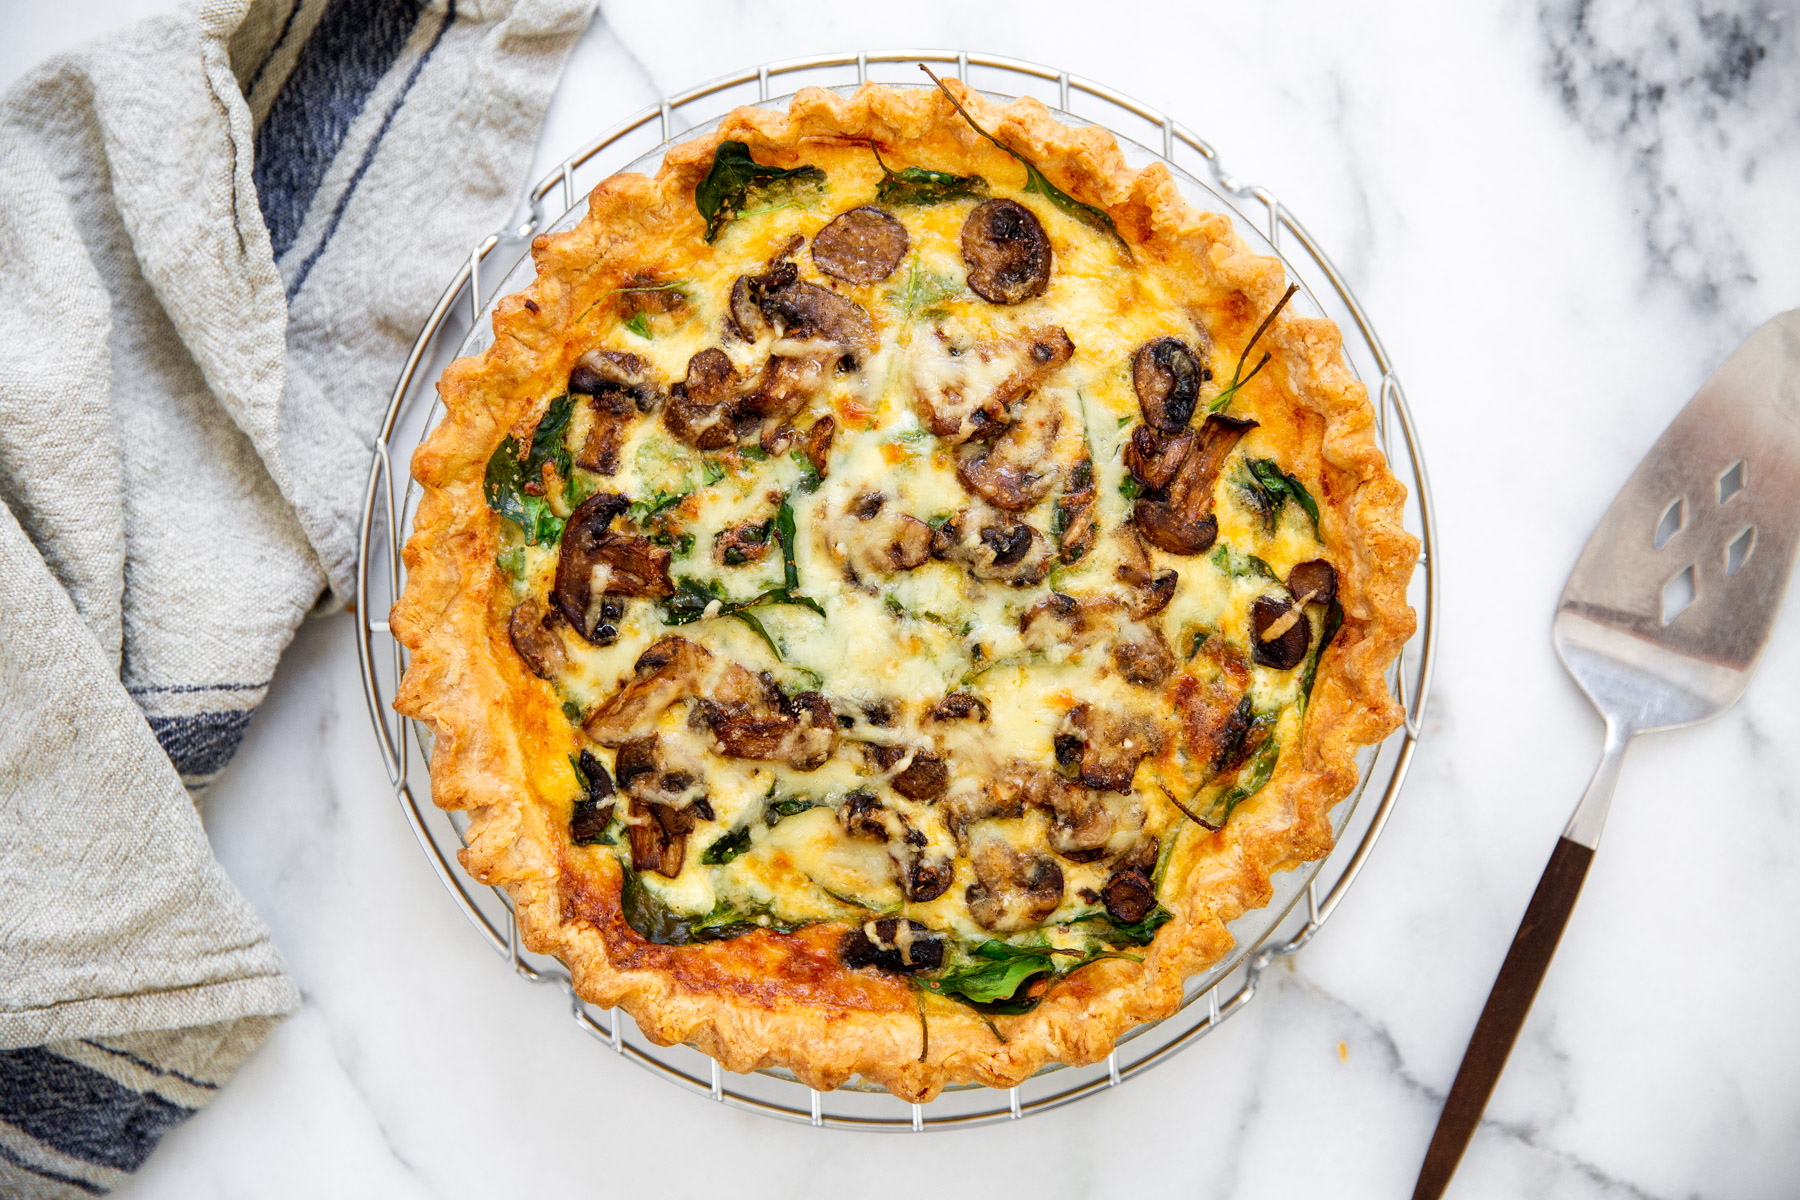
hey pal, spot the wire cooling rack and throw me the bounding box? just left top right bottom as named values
left=354, top=50, right=1438, bottom=1131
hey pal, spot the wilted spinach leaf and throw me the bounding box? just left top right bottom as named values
left=1244, top=457, right=1321, bottom=532
left=1072, top=904, right=1174, bottom=947
left=483, top=395, right=575, bottom=545
left=763, top=797, right=821, bottom=827
left=873, top=145, right=989, bottom=206
left=700, top=826, right=752, bottom=865
left=695, top=140, right=826, bottom=242
left=1300, top=599, right=1345, bottom=704
left=1201, top=734, right=1280, bottom=827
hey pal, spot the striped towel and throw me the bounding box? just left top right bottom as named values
left=0, top=0, right=593, bottom=1193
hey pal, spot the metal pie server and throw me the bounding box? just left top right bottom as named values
left=1413, top=311, right=1800, bottom=1200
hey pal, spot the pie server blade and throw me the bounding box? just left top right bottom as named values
left=1413, top=310, right=1800, bottom=1199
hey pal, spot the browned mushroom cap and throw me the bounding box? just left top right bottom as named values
left=1123, top=425, right=1195, bottom=491
left=553, top=493, right=672, bottom=638
left=583, top=636, right=712, bottom=745
left=903, top=854, right=955, bottom=903
left=1132, top=338, right=1205, bottom=433
left=840, top=918, right=946, bottom=974
left=870, top=744, right=951, bottom=802
left=617, top=737, right=709, bottom=877
left=571, top=349, right=660, bottom=411
left=942, top=761, right=1057, bottom=847
left=1057, top=703, right=1163, bottom=793
left=966, top=837, right=1065, bottom=932
left=1287, top=558, right=1338, bottom=607
left=1041, top=782, right=1121, bottom=863
left=961, top=198, right=1052, bottom=304
left=1251, top=594, right=1311, bottom=670
left=627, top=798, right=692, bottom=877
left=725, top=237, right=803, bottom=341
left=829, top=492, right=934, bottom=580
left=1019, top=592, right=1117, bottom=654
left=931, top=510, right=1053, bottom=586
left=955, top=395, right=1064, bottom=511
left=802, top=414, right=836, bottom=480
left=664, top=348, right=741, bottom=449
left=838, top=789, right=909, bottom=843
left=1132, top=502, right=1217, bottom=557
left=1132, top=413, right=1258, bottom=556
left=811, top=206, right=910, bottom=285
left=759, top=280, right=876, bottom=353
left=1171, top=644, right=1252, bottom=769
left=1102, top=868, right=1157, bottom=925
left=704, top=689, right=838, bottom=772
left=1111, top=623, right=1176, bottom=687
left=508, top=597, right=568, bottom=680
left=929, top=692, right=990, bottom=722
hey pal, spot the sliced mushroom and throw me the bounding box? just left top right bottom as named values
left=1113, top=527, right=1178, bottom=619
left=664, top=348, right=741, bottom=449
left=955, top=393, right=1064, bottom=511
left=930, top=509, right=1053, bottom=586
left=908, top=325, right=1073, bottom=443
left=760, top=280, right=876, bottom=354
left=572, top=350, right=661, bottom=476
left=508, top=596, right=568, bottom=680
left=1132, top=337, right=1206, bottom=433
left=1288, top=559, right=1338, bottom=607
left=702, top=687, right=838, bottom=772
left=811, top=206, right=910, bottom=285
left=1251, top=594, right=1311, bottom=670
left=1171, top=642, right=1252, bottom=770
left=554, top=493, right=673, bottom=640
left=940, top=778, right=1024, bottom=846
left=1101, top=868, right=1158, bottom=925
left=802, top=414, right=836, bottom=479
left=965, top=836, right=1065, bottom=932
left=840, top=918, right=946, bottom=974
left=1132, top=413, right=1258, bottom=556
left=1019, top=593, right=1120, bottom=655
left=583, top=637, right=712, bottom=746
left=1123, top=426, right=1195, bottom=491
left=724, top=236, right=803, bottom=342
left=929, top=692, right=990, bottom=723
left=842, top=789, right=910, bottom=838
left=827, top=492, right=934, bottom=580
left=618, top=736, right=709, bottom=878
left=1057, top=703, right=1163, bottom=793
left=961, top=198, right=1052, bottom=304
left=569, top=748, right=616, bottom=844
left=1110, top=623, right=1176, bottom=687
left=870, top=744, right=951, bottom=802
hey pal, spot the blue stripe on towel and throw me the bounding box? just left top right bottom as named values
left=0, top=1140, right=107, bottom=1196
left=145, top=711, right=256, bottom=778
left=0, top=1048, right=193, bottom=1173
left=285, top=0, right=455, bottom=300
left=252, top=0, right=426, bottom=259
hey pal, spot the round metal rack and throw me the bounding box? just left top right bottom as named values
left=354, top=50, right=1438, bottom=1132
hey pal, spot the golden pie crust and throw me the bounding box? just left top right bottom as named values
left=391, top=80, right=1416, bottom=1100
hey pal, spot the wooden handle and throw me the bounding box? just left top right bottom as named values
left=1412, top=836, right=1595, bottom=1200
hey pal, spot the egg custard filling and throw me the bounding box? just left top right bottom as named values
left=393, top=78, right=1414, bottom=1098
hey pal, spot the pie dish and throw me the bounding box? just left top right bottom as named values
left=391, top=77, right=1416, bottom=1101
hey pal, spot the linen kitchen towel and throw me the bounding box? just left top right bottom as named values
left=0, top=0, right=594, bottom=1193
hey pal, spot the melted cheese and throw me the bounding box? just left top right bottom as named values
left=509, top=154, right=1331, bottom=950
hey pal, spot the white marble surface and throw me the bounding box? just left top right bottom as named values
left=11, top=1, right=1800, bottom=1195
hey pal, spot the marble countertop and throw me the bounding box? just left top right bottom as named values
left=11, top=2, right=1800, bottom=1196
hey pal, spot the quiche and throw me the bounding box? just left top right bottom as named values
left=391, top=77, right=1416, bottom=1100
